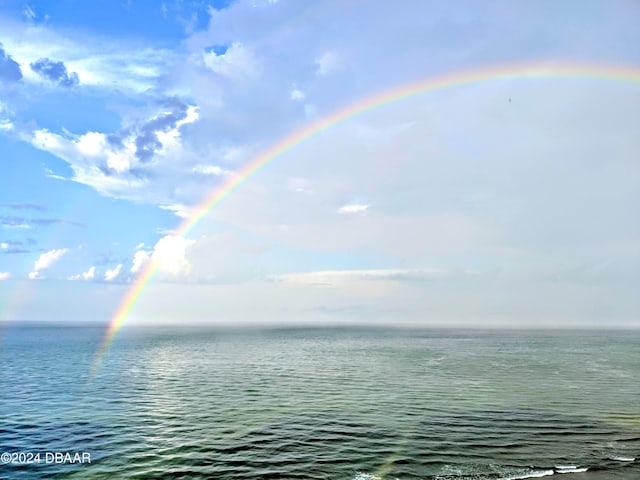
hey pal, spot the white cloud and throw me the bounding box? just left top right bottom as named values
left=337, top=203, right=369, bottom=214
left=33, top=248, right=68, bottom=271
left=201, top=42, right=258, bottom=79
left=1, top=242, right=8, bottom=249
left=130, top=234, right=196, bottom=280
left=2, top=223, right=31, bottom=230
left=270, top=268, right=451, bottom=287
left=29, top=248, right=69, bottom=279
left=0, top=272, right=10, bottom=280
left=131, top=250, right=151, bottom=274
left=69, top=265, right=95, bottom=281
left=83, top=266, right=96, bottom=280
left=158, top=105, right=200, bottom=145
left=128, top=231, right=269, bottom=283
left=159, top=204, right=192, bottom=219
left=290, top=85, right=305, bottom=100
left=0, top=21, right=173, bottom=92
left=22, top=4, right=36, bottom=21
left=104, top=264, right=123, bottom=282
left=191, top=164, right=231, bottom=176
left=30, top=105, right=199, bottom=200
left=31, top=129, right=143, bottom=192
left=316, top=51, right=341, bottom=75
left=150, top=235, right=195, bottom=278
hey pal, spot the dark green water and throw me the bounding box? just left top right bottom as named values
left=1, top=327, right=639, bottom=479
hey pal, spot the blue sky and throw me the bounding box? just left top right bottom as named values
left=1, top=0, right=639, bottom=327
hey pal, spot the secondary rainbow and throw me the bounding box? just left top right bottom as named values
left=90, top=61, right=640, bottom=375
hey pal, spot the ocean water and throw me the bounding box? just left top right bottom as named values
left=1, top=326, right=638, bottom=479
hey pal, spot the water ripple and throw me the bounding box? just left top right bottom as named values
left=1, top=327, right=639, bottom=479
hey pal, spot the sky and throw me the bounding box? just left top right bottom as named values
left=0, top=0, right=639, bottom=328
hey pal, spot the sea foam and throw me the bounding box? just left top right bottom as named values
left=554, top=465, right=588, bottom=474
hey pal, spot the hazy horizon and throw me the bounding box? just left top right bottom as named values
left=3, top=319, right=639, bottom=332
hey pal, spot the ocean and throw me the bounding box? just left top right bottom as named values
left=1, top=326, right=638, bottom=479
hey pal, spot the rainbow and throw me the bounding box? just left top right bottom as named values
left=90, top=61, right=640, bottom=376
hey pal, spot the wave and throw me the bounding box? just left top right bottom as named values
left=502, top=469, right=555, bottom=479
left=554, top=465, right=589, bottom=474
left=435, top=465, right=563, bottom=480
left=352, top=473, right=383, bottom=480
left=610, top=456, right=635, bottom=462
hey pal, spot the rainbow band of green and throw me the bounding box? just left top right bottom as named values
left=90, top=61, right=640, bottom=376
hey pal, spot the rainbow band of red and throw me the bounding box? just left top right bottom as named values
left=90, top=61, right=640, bottom=376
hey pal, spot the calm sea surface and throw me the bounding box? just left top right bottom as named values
left=1, top=327, right=638, bottom=479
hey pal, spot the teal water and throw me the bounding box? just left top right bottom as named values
left=1, top=327, right=639, bottom=479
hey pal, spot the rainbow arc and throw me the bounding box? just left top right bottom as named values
left=90, top=61, right=640, bottom=377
